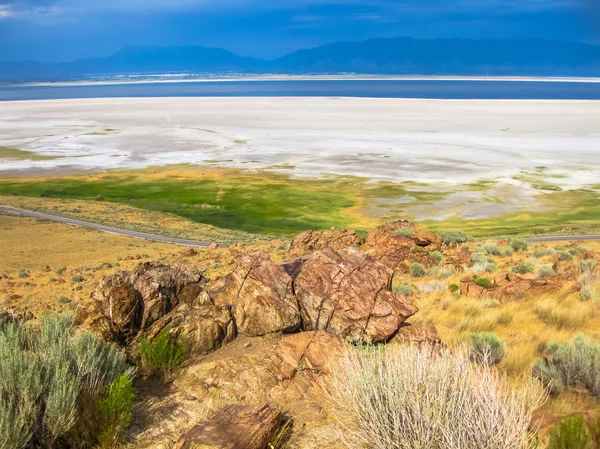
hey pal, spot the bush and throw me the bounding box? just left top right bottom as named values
left=329, top=344, right=545, bottom=449
left=448, top=283, right=460, bottom=294
left=57, top=296, right=71, bottom=304
left=475, top=277, right=492, bottom=289
left=558, top=251, right=574, bottom=261
left=394, top=229, right=413, bottom=238
left=468, top=332, right=506, bottom=365
left=440, top=230, right=471, bottom=244
left=570, top=246, right=588, bottom=256
left=0, top=314, right=133, bottom=448
left=461, top=244, right=470, bottom=251
left=417, top=281, right=447, bottom=294
left=18, top=269, right=29, bottom=279
left=473, top=259, right=498, bottom=273
left=539, top=265, right=555, bottom=278
left=409, top=263, right=426, bottom=278
left=580, top=259, right=597, bottom=274
left=71, top=275, right=84, bottom=283
left=512, top=261, right=535, bottom=274
left=482, top=243, right=514, bottom=258
left=510, top=238, right=529, bottom=252
left=547, top=415, right=592, bottom=449
left=393, top=284, right=413, bottom=297
left=533, top=335, right=600, bottom=396
left=429, top=266, right=456, bottom=278
left=56, top=267, right=67, bottom=275
left=534, top=247, right=557, bottom=258
left=580, top=274, right=599, bottom=302
left=139, top=330, right=187, bottom=381
left=98, top=375, right=136, bottom=448
left=429, top=251, right=443, bottom=262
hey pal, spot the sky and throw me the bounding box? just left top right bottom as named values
left=0, top=0, right=599, bottom=62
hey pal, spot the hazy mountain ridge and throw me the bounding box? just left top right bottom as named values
left=1, top=37, right=599, bottom=81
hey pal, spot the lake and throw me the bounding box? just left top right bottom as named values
left=1, top=79, right=600, bottom=101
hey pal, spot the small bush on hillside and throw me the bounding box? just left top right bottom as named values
left=461, top=244, right=470, bottom=251
left=558, top=251, right=574, bottom=262
left=580, top=259, right=597, bottom=274
left=409, top=263, right=426, bottom=278
left=482, top=243, right=514, bottom=258
left=539, top=265, right=555, bottom=278
left=139, top=330, right=187, bottom=381
left=329, top=344, right=545, bottom=449
left=440, top=230, right=471, bottom=244
left=0, top=314, right=134, bottom=449
left=473, top=255, right=498, bottom=273
left=468, top=332, right=506, bottom=365
left=98, top=375, right=136, bottom=448
left=418, top=281, right=447, bottom=294
left=448, top=284, right=460, bottom=294
left=580, top=274, right=599, bottom=302
left=512, top=261, right=535, bottom=275
left=71, top=275, right=84, bottom=283
left=547, top=415, right=592, bottom=449
left=570, top=246, right=589, bottom=256
left=533, top=335, right=600, bottom=396
left=56, top=267, right=67, bottom=275
left=429, top=266, right=456, bottom=278
left=393, top=284, right=413, bottom=297
left=475, top=277, right=492, bottom=289
left=510, top=238, right=529, bottom=252
left=534, top=247, right=557, bottom=258
left=429, top=251, right=443, bottom=262
left=395, top=229, right=413, bottom=238
left=18, top=269, right=29, bottom=278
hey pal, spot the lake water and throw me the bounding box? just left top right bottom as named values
left=1, top=79, right=600, bottom=101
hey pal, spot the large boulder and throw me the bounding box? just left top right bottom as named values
left=292, top=248, right=417, bottom=343
left=289, top=228, right=365, bottom=256
left=210, top=252, right=301, bottom=336
left=390, top=323, right=443, bottom=347
left=144, top=292, right=235, bottom=356
left=172, top=404, right=280, bottom=449
left=366, top=220, right=442, bottom=271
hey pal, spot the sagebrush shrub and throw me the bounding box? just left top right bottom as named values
left=393, top=284, right=413, bottom=297
left=533, top=335, right=600, bottom=396
left=468, top=332, right=506, bottom=365
left=580, top=259, right=597, bottom=274
left=410, top=263, right=426, bottom=278
left=395, top=229, right=413, bottom=238
left=510, top=238, right=528, bottom=252
left=512, top=261, right=535, bottom=275
left=539, top=265, right=555, bottom=278
left=482, top=243, right=514, bottom=257
left=330, top=344, right=546, bottom=449
left=0, top=313, right=134, bottom=448
left=475, top=277, right=492, bottom=288
left=547, top=415, right=592, bottom=449
left=580, top=274, right=599, bottom=302
left=558, top=251, right=574, bottom=262
left=139, top=330, right=187, bottom=381
left=429, top=251, right=443, bottom=262
left=534, top=247, right=557, bottom=258
left=440, top=230, right=471, bottom=244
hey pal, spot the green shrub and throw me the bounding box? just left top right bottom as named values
left=533, top=335, right=600, bottom=396
left=570, top=246, right=589, bottom=256
left=448, top=284, right=460, bottom=294
left=512, top=261, right=535, bottom=274
left=56, top=267, right=67, bottom=275
left=510, top=238, right=528, bottom=252
left=0, top=314, right=133, bottom=448
left=394, top=229, right=413, bottom=238
left=558, top=251, right=574, bottom=262
left=98, top=375, right=136, bottom=448
left=429, top=251, right=443, bottom=262
left=468, top=332, right=506, bottom=365
left=475, top=277, right=492, bottom=289
left=139, top=330, right=187, bottom=381
left=539, top=265, right=555, bottom=278
left=58, top=296, right=71, bottom=304
left=440, top=230, right=471, bottom=244
left=70, top=275, right=84, bottom=283
left=534, top=247, right=557, bottom=258
left=547, top=415, right=592, bottom=449
left=580, top=259, right=597, bottom=274
left=482, top=243, right=513, bottom=258
left=393, top=284, right=414, bottom=297
left=473, top=258, right=498, bottom=273
left=461, top=244, right=470, bottom=251
left=580, top=274, right=599, bottom=302
left=18, top=269, right=29, bottom=279
left=409, top=263, right=426, bottom=278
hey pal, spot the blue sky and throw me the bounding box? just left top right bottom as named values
left=0, top=0, right=598, bottom=62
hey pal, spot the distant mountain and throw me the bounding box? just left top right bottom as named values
left=1, top=38, right=599, bottom=81
left=272, top=37, right=600, bottom=76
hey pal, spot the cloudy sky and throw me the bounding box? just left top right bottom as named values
left=0, top=0, right=598, bottom=62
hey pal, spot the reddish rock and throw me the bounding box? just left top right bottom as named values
left=390, top=323, right=443, bottom=347
left=278, top=330, right=344, bottom=378
left=293, top=247, right=417, bottom=343
left=210, top=252, right=301, bottom=336
left=460, top=273, right=574, bottom=300
left=173, top=404, right=280, bottom=449
left=289, top=228, right=365, bottom=255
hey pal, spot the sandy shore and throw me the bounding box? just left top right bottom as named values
left=1, top=97, right=599, bottom=186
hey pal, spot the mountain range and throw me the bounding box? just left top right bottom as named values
left=1, top=37, right=600, bottom=81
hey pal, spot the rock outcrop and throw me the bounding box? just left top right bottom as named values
left=293, top=247, right=417, bottom=343
left=210, top=252, right=301, bottom=336
left=173, top=404, right=280, bottom=449
left=289, top=228, right=365, bottom=255
left=390, top=323, right=443, bottom=347
left=460, top=273, right=574, bottom=300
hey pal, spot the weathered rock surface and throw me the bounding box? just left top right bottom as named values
left=210, top=252, right=301, bottom=336
left=293, top=247, right=417, bottom=343
left=144, top=292, right=235, bottom=356
left=172, top=404, right=280, bottom=449
left=390, top=323, right=443, bottom=347
left=460, top=273, right=574, bottom=300
left=290, top=228, right=365, bottom=255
